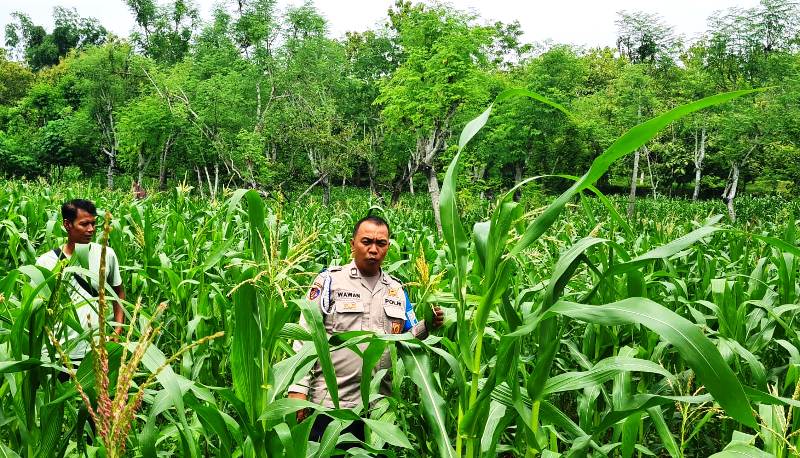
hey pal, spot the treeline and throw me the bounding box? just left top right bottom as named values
left=1, top=0, right=799, bottom=219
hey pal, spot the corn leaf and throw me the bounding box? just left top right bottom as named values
left=548, top=299, right=757, bottom=428
left=398, top=342, right=455, bottom=458
left=297, top=298, right=340, bottom=409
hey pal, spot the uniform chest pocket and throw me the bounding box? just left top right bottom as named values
left=333, top=300, right=364, bottom=332
left=383, top=304, right=406, bottom=334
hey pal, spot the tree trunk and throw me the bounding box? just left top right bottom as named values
left=246, top=158, right=257, bottom=189
left=424, top=165, right=442, bottom=233
left=692, top=126, right=706, bottom=201
left=195, top=166, right=205, bottom=199
left=107, top=151, right=115, bottom=189
left=391, top=182, right=403, bottom=205
left=627, top=103, right=644, bottom=218
left=722, top=163, right=740, bottom=222
left=323, top=174, right=331, bottom=206
left=513, top=162, right=523, bottom=202
left=98, top=104, right=118, bottom=190
left=643, top=145, right=656, bottom=199
left=368, top=162, right=376, bottom=196
left=158, top=134, right=175, bottom=191
left=476, top=164, right=487, bottom=200
left=159, top=148, right=168, bottom=190
left=214, top=163, right=219, bottom=197
left=408, top=160, right=415, bottom=195
left=204, top=166, right=214, bottom=200
left=298, top=173, right=327, bottom=201
left=391, top=160, right=411, bottom=205
left=627, top=148, right=641, bottom=219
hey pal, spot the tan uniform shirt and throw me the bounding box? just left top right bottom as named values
left=289, top=261, right=411, bottom=408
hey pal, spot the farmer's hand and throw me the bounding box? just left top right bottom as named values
left=288, top=392, right=309, bottom=423
left=432, top=306, right=444, bottom=329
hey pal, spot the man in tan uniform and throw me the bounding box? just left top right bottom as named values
left=288, top=215, right=443, bottom=444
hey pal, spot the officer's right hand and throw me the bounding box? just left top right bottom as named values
left=288, top=392, right=309, bottom=422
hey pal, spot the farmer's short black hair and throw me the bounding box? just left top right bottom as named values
left=352, top=215, right=391, bottom=238
left=62, top=199, right=97, bottom=223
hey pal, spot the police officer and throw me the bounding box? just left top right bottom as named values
left=288, top=215, right=444, bottom=443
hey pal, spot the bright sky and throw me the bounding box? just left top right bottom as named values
left=1, top=0, right=760, bottom=48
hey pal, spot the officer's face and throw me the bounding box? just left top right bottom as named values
left=351, top=221, right=390, bottom=276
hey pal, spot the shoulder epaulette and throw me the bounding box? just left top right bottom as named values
left=328, top=265, right=343, bottom=272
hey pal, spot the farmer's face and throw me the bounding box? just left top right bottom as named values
left=64, top=209, right=96, bottom=244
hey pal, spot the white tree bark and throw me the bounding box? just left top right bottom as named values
left=692, top=126, right=706, bottom=201
left=513, top=162, right=524, bottom=201
left=721, top=142, right=757, bottom=222
left=627, top=148, right=641, bottom=219
left=722, top=163, right=740, bottom=222
left=368, top=161, right=376, bottom=196
left=97, top=104, right=118, bottom=190
left=408, top=160, right=414, bottom=195
left=158, top=134, right=175, bottom=190
left=476, top=163, right=487, bottom=200
left=323, top=174, right=331, bottom=206
left=195, top=166, right=205, bottom=199
left=106, top=151, right=116, bottom=189
left=406, top=102, right=457, bottom=229
left=644, top=145, right=657, bottom=198
left=425, top=165, right=442, bottom=233
left=627, top=104, right=644, bottom=219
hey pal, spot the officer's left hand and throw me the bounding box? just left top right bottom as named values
left=432, top=306, right=444, bottom=329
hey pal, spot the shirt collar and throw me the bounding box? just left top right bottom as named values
left=347, top=260, right=390, bottom=285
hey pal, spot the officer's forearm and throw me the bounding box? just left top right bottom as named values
left=410, top=320, right=428, bottom=340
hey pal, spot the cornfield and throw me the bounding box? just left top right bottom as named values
left=1, top=89, right=799, bottom=457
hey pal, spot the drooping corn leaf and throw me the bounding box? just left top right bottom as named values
left=548, top=298, right=757, bottom=428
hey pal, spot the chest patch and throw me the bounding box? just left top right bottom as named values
left=335, top=301, right=365, bottom=313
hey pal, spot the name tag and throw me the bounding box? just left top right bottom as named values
left=334, top=290, right=362, bottom=301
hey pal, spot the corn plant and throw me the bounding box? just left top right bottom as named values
left=0, top=136, right=799, bottom=456
left=403, top=86, right=800, bottom=458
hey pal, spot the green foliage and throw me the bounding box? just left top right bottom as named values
left=1, top=2, right=800, bottom=452
left=1, top=1, right=798, bottom=200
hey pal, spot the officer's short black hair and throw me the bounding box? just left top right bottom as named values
left=62, top=199, right=97, bottom=223
left=352, top=215, right=391, bottom=238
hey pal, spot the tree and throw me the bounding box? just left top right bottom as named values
left=125, top=0, right=199, bottom=65
left=4, top=8, right=107, bottom=71
left=343, top=29, right=400, bottom=197
left=118, top=91, right=185, bottom=187
left=68, top=42, right=144, bottom=188
left=615, top=11, right=679, bottom=217
left=615, top=10, right=680, bottom=67
left=278, top=5, right=358, bottom=203
left=702, top=0, right=800, bottom=217
left=377, top=1, right=493, bottom=231
left=0, top=50, right=34, bottom=105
